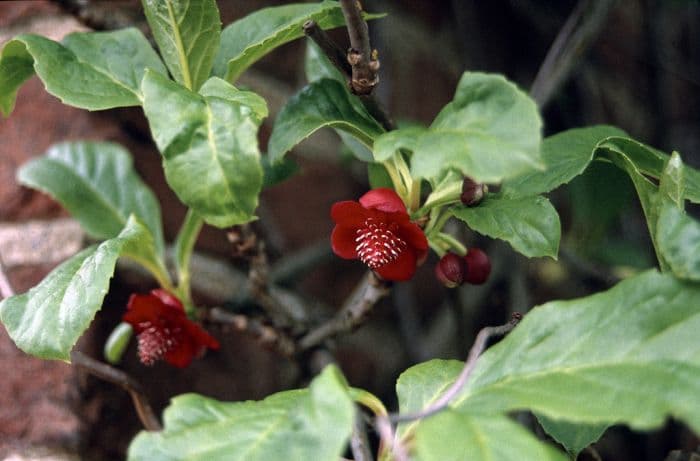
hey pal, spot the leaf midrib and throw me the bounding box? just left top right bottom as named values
left=164, top=0, right=193, bottom=90
left=23, top=157, right=127, bottom=235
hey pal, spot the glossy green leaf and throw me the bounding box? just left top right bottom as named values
left=406, top=72, right=543, bottom=183
left=600, top=145, right=668, bottom=269
left=142, top=0, right=220, bottom=91
left=17, top=141, right=165, bottom=258
left=373, top=126, right=425, bottom=162
left=0, top=28, right=165, bottom=116
left=414, top=412, right=568, bottom=461
left=657, top=152, right=684, bottom=209
left=304, top=40, right=345, bottom=84
left=536, top=414, right=608, bottom=456
left=0, top=216, right=152, bottom=361
left=199, top=76, right=268, bottom=120
left=396, top=358, right=461, bottom=436
left=452, top=270, right=700, bottom=432
left=451, top=194, right=560, bottom=259
left=262, top=155, right=298, bottom=188
left=598, top=137, right=700, bottom=204
left=367, top=162, right=394, bottom=189
left=268, top=78, right=385, bottom=163
left=214, top=1, right=382, bottom=83
left=305, top=42, right=375, bottom=161
left=128, top=365, right=354, bottom=461
left=503, top=125, right=627, bottom=197
left=142, top=70, right=263, bottom=227
left=657, top=206, right=700, bottom=281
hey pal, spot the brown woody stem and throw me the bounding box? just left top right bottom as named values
left=298, top=272, right=390, bottom=351
left=71, top=351, right=162, bottom=431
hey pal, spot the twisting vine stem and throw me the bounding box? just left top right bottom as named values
left=374, top=314, right=523, bottom=459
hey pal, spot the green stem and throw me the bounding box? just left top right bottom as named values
left=382, top=160, right=406, bottom=194
left=418, top=180, right=463, bottom=216
left=174, top=209, right=204, bottom=311
left=435, top=232, right=467, bottom=256
left=349, top=388, right=388, bottom=417
left=425, top=209, right=452, bottom=236
left=129, top=255, right=175, bottom=293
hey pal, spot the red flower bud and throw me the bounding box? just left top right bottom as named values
left=435, top=252, right=467, bottom=288
left=461, top=178, right=486, bottom=206
left=464, top=248, right=491, bottom=285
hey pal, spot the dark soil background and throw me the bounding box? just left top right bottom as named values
left=1, top=1, right=699, bottom=460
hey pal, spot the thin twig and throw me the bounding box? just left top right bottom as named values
left=298, top=272, right=391, bottom=351
left=339, top=0, right=379, bottom=95
left=350, top=410, right=375, bottom=461
left=375, top=415, right=408, bottom=461
left=229, top=225, right=298, bottom=328
left=207, top=307, right=296, bottom=357
left=530, top=0, right=618, bottom=108
left=269, top=240, right=334, bottom=286
left=372, top=314, right=522, bottom=460
left=302, top=20, right=394, bottom=130
left=0, top=254, right=15, bottom=299
left=390, top=312, right=522, bottom=424
left=70, top=350, right=162, bottom=431
left=303, top=20, right=352, bottom=76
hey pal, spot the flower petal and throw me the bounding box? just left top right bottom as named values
left=331, top=201, right=370, bottom=227
left=359, top=188, right=407, bottom=213
left=375, top=248, right=417, bottom=281
left=331, top=225, right=359, bottom=259
left=399, top=221, right=429, bottom=251
left=151, top=289, right=184, bottom=312
left=123, top=293, right=165, bottom=331
left=164, top=338, right=198, bottom=368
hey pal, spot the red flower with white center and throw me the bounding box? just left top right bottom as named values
left=122, top=289, right=220, bottom=368
left=331, top=188, right=428, bottom=281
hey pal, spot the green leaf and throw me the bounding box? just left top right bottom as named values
left=17, top=141, right=165, bottom=258
left=304, top=40, right=345, bottom=84
left=373, top=126, right=426, bottom=162
left=599, top=144, right=668, bottom=269
left=0, top=216, right=152, bottom=361
left=598, top=137, right=700, bottom=204
left=536, top=414, right=608, bottom=456
left=0, top=28, right=166, bottom=116
left=656, top=206, right=700, bottom=281
left=268, top=78, right=385, bottom=163
left=262, top=155, right=299, bottom=188
left=452, top=270, right=700, bottom=433
left=367, top=162, right=394, bottom=189
left=199, top=76, right=268, bottom=120
left=503, top=125, right=627, bottom=197
left=451, top=194, right=561, bottom=259
left=305, top=41, right=376, bottom=162
left=127, top=365, right=354, bottom=461
left=395, top=359, right=461, bottom=437
left=406, top=72, right=543, bottom=183
left=414, top=412, right=568, bottom=461
left=141, top=70, right=263, bottom=228
left=141, top=0, right=220, bottom=91
left=657, top=152, right=684, bottom=209
left=214, top=1, right=382, bottom=83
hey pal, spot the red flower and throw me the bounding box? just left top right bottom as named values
left=331, top=188, right=428, bottom=281
left=122, top=289, right=220, bottom=368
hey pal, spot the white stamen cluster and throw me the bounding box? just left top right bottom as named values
left=137, top=322, right=178, bottom=366
left=355, top=218, right=407, bottom=269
